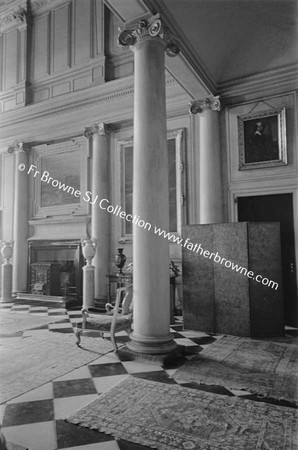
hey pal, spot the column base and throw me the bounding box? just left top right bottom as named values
left=127, top=332, right=179, bottom=355
left=118, top=342, right=184, bottom=365
left=0, top=297, right=13, bottom=303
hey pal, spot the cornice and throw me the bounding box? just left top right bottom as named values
left=0, top=74, right=179, bottom=132
left=217, top=64, right=298, bottom=104
left=0, top=76, right=135, bottom=129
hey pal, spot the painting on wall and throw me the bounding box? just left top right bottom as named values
left=238, top=107, right=287, bottom=170
left=40, top=153, right=81, bottom=207
left=118, top=129, right=186, bottom=240
left=32, top=138, right=88, bottom=218
left=41, top=153, right=80, bottom=207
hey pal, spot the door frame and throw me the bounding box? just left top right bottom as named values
left=228, top=185, right=298, bottom=293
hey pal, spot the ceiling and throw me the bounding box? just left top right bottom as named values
left=145, top=0, right=298, bottom=86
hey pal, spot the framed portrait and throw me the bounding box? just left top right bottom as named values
left=238, top=107, right=287, bottom=170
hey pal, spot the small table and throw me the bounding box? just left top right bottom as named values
left=106, top=273, right=176, bottom=322
left=106, top=273, right=133, bottom=302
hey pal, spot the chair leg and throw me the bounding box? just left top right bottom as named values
left=111, top=332, right=118, bottom=353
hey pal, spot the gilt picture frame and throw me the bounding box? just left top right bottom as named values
left=238, top=107, right=287, bottom=170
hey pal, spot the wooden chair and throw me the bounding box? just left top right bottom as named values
left=75, top=284, right=133, bottom=352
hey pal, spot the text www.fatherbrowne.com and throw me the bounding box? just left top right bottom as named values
left=154, top=226, right=279, bottom=291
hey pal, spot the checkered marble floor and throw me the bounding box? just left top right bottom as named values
left=0, top=302, right=297, bottom=450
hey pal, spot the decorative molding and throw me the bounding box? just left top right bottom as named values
left=118, top=14, right=179, bottom=57
left=0, top=1, right=30, bottom=31
left=0, top=79, right=135, bottom=130
left=30, top=0, right=68, bottom=14
left=29, top=214, right=90, bottom=225
left=189, top=96, right=221, bottom=114
left=217, top=64, right=298, bottom=104
left=7, top=141, right=30, bottom=154
left=83, top=123, right=112, bottom=139
left=83, top=127, right=95, bottom=140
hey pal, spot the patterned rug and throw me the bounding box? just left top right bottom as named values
left=0, top=311, right=65, bottom=335
left=67, top=376, right=298, bottom=450
left=173, top=335, right=298, bottom=404
left=0, top=331, right=114, bottom=404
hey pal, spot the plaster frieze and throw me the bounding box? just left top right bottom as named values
left=189, top=96, right=221, bottom=114
left=118, top=14, right=179, bottom=57
left=0, top=1, right=29, bottom=31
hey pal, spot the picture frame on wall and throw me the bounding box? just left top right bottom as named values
left=238, top=107, right=287, bottom=170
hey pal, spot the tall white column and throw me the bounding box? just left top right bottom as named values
left=190, top=97, right=224, bottom=224
left=84, top=124, right=110, bottom=300
left=12, top=142, right=29, bottom=294
left=118, top=15, right=179, bottom=355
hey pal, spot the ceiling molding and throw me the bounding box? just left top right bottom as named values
left=218, top=64, right=298, bottom=104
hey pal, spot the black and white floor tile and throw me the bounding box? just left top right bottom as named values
left=0, top=302, right=297, bottom=450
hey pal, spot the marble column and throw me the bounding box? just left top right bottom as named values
left=84, top=124, right=110, bottom=301
left=190, top=97, right=224, bottom=224
left=118, top=15, right=180, bottom=355
left=12, top=142, right=29, bottom=294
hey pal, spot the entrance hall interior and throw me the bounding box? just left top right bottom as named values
left=0, top=0, right=297, bottom=449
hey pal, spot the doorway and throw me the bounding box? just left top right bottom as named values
left=238, top=194, right=297, bottom=326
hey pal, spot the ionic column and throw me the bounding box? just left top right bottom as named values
left=190, top=97, right=224, bottom=224
left=11, top=142, right=29, bottom=294
left=84, top=124, right=110, bottom=301
left=118, top=15, right=180, bottom=355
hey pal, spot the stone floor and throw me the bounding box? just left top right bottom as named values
left=0, top=301, right=297, bottom=450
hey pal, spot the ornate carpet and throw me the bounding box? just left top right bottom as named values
left=173, top=336, right=298, bottom=404
left=0, top=311, right=65, bottom=334
left=0, top=330, right=114, bottom=404
left=67, top=376, right=298, bottom=450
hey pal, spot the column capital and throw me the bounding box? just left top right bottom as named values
left=189, top=96, right=221, bottom=114
left=95, top=123, right=112, bottom=136
left=7, top=141, right=30, bottom=154
left=118, top=14, right=179, bottom=57
left=83, top=124, right=111, bottom=139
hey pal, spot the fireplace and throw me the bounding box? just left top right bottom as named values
left=28, top=240, right=83, bottom=302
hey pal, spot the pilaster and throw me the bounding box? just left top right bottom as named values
left=84, top=123, right=111, bottom=301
